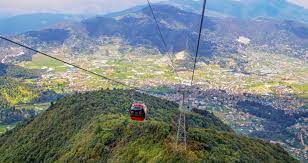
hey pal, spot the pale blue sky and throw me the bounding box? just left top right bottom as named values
left=287, top=0, right=308, bottom=8
left=0, top=0, right=307, bottom=16
left=0, top=0, right=162, bottom=16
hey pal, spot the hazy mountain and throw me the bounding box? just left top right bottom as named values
left=4, top=5, right=305, bottom=59
left=0, top=13, right=84, bottom=36
left=0, top=89, right=296, bottom=162
left=162, top=0, right=308, bottom=23
left=104, top=5, right=147, bottom=18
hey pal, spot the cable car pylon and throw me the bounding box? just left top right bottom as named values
left=146, top=0, right=188, bottom=150
left=176, top=0, right=207, bottom=150
left=176, top=91, right=187, bottom=150
left=146, top=0, right=207, bottom=150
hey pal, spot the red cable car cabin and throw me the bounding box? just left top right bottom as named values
left=129, top=102, right=147, bottom=121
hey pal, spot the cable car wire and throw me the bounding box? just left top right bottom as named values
left=146, top=0, right=167, bottom=50
left=146, top=0, right=182, bottom=81
left=146, top=0, right=191, bottom=150
left=190, top=0, right=207, bottom=86
left=0, top=35, right=147, bottom=92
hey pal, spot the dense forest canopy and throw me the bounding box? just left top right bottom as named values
left=0, top=89, right=296, bottom=162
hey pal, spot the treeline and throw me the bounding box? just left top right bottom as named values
left=0, top=64, right=62, bottom=127
left=237, top=100, right=304, bottom=127
left=0, top=77, right=38, bottom=105
left=0, top=77, right=63, bottom=104
left=0, top=97, right=9, bottom=109
left=0, top=108, right=37, bottom=124
left=0, top=96, right=37, bottom=125
left=0, top=63, right=40, bottom=105
left=0, top=63, right=39, bottom=79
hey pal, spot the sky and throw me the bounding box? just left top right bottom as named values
left=288, top=0, right=308, bottom=8
left=0, top=0, right=307, bottom=16
left=0, top=0, right=162, bottom=16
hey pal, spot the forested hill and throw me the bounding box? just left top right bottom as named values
left=0, top=89, right=296, bottom=162
left=0, top=63, right=39, bottom=79
left=0, top=63, right=58, bottom=125
left=0, top=63, right=39, bottom=107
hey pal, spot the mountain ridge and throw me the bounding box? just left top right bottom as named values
left=162, top=0, right=308, bottom=23
left=8, top=5, right=306, bottom=59
left=1, top=0, right=307, bottom=36
left=0, top=13, right=85, bottom=36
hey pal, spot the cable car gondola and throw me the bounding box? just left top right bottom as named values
left=129, top=102, right=147, bottom=121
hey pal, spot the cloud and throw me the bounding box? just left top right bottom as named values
left=0, top=0, right=162, bottom=15
left=287, top=0, right=308, bottom=8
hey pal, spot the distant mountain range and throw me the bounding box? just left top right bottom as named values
left=0, top=13, right=85, bottom=36
left=0, top=0, right=307, bottom=36
left=105, top=5, right=307, bottom=56
left=106, top=0, right=308, bottom=23
left=162, top=0, right=308, bottom=23
left=1, top=4, right=306, bottom=60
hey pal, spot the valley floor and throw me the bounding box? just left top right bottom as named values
left=1, top=44, right=307, bottom=160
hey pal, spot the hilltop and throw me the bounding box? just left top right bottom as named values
left=0, top=89, right=296, bottom=162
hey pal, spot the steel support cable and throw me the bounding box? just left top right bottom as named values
left=146, top=0, right=182, bottom=82
left=146, top=0, right=190, bottom=150
left=146, top=0, right=167, bottom=50
left=190, top=0, right=207, bottom=86
left=0, top=36, right=150, bottom=93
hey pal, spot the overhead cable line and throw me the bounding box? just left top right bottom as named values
left=190, top=0, right=207, bottom=86
left=0, top=35, right=146, bottom=92
left=146, top=0, right=181, bottom=81
left=146, top=0, right=167, bottom=50
left=146, top=0, right=186, bottom=149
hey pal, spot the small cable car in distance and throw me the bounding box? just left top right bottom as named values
left=129, top=102, right=147, bottom=121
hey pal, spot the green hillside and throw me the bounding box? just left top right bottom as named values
left=0, top=89, right=296, bottom=162
left=0, top=64, right=57, bottom=128
left=0, top=77, right=39, bottom=105
left=0, top=63, right=40, bottom=105
left=0, top=63, right=39, bottom=79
